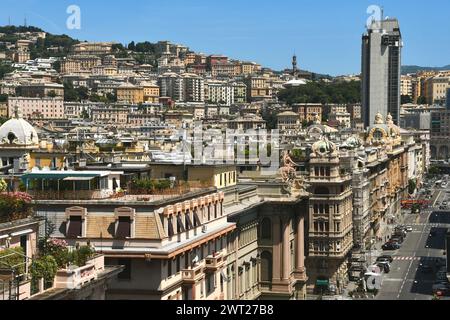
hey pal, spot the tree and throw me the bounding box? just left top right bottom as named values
left=0, top=64, right=14, bottom=78
left=80, top=109, right=90, bottom=119
left=278, top=80, right=361, bottom=105
left=401, top=95, right=412, bottom=105
left=0, top=94, right=8, bottom=102
left=417, top=96, right=427, bottom=105
left=408, top=179, right=417, bottom=195
left=128, top=41, right=136, bottom=51
left=47, top=90, right=57, bottom=98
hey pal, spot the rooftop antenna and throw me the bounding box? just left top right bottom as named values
left=24, top=16, right=27, bottom=27
left=8, top=16, right=11, bottom=26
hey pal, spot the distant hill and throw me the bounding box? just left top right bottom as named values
left=402, top=65, right=450, bottom=75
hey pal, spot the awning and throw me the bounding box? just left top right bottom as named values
left=10, top=229, right=33, bottom=237
left=316, top=279, right=329, bottom=286
left=0, top=234, right=9, bottom=240
left=62, top=176, right=96, bottom=181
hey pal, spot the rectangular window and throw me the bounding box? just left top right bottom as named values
left=193, top=211, right=201, bottom=227
left=167, top=259, right=172, bottom=277
left=67, top=216, right=82, bottom=238
left=168, top=217, right=174, bottom=236
left=185, top=213, right=193, bottom=229
left=176, top=256, right=181, bottom=273
left=177, top=215, right=186, bottom=233
left=206, top=273, right=215, bottom=295
left=116, top=216, right=131, bottom=239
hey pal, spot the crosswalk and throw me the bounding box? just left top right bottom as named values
left=392, top=256, right=421, bottom=261
left=392, top=256, right=439, bottom=261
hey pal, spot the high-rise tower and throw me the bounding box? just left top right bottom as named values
left=361, top=18, right=402, bottom=128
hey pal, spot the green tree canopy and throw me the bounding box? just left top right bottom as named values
left=278, top=80, right=361, bottom=105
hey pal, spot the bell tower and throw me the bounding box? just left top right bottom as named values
left=292, top=54, right=298, bottom=78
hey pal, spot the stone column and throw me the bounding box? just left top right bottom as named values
left=282, top=216, right=290, bottom=280
left=296, top=215, right=305, bottom=272
left=272, top=216, right=281, bottom=281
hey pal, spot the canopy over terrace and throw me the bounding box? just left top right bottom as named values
left=20, top=170, right=121, bottom=193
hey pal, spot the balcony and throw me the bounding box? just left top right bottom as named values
left=181, top=262, right=205, bottom=284
left=53, top=255, right=104, bottom=290
left=204, top=251, right=225, bottom=272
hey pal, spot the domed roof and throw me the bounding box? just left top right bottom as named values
left=312, top=138, right=336, bottom=156
left=0, top=108, right=39, bottom=146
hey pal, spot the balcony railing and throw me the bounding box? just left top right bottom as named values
left=205, top=251, right=224, bottom=271
left=181, top=262, right=205, bottom=284
left=28, top=190, right=113, bottom=201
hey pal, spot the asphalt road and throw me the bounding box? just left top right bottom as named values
left=375, top=187, right=449, bottom=300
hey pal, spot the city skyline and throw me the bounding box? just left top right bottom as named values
left=1, top=0, right=450, bottom=76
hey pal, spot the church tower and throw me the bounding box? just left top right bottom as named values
left=292, top=54, right=298, bottom=78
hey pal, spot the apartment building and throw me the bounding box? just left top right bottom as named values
left=116, top=83, right=144, bottom=104
left=244, top=76, right=272, bottom=102
left=8, top=97, right=64, bottom=119
left=71, top=42, right=114, bottom=55
left=17, top=82, right=64, bottom=98
left=91, top=106, right=129, bottom=124
left=292, top=103, right=323, bottom=123
left=205, top=81, right=233, bottom=106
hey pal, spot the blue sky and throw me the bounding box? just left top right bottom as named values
left=1, top=0, right=449, bottom=76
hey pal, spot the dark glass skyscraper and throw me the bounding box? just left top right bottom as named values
left=361, top=18, right=402, bottom=128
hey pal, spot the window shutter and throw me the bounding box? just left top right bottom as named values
left=193, top=212, right=201, bottom=227
left=168, top=217, right=174, bottom=237
left=116, top=216, right=131, bottom=239
left=177, top=215, right=186, bottom=233
left=185, top=213, right=194, bottom=229
left=67, top=216, right=82, bottom=238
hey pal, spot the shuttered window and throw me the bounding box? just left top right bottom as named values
left=116, top=216, right=131, bottom=239
left=168, top=216, right=174, bottom=236
left=185, top=213, right=194, bottom=229
left=177, top=215, right=186, bottom=233
left=193, top=211, right=201, bottom=227
left=67, top=216, right=82, bottom=238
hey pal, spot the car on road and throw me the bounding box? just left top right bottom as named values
left=432, top=283, right=450, bottom=296
left=376, top=255, right=394, bottom=263
left=376, top=261, right=391, bottom=273
left=436, top=271, right=448, bottom=282
left=390, top=237, right=403, bottom=244
left=406, top=226, right=413, bottom=232
left=382, top=242, right=400, bottom=250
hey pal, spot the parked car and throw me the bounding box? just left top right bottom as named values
left=376, top=255, right=394, bottom=263
left=391, top=237, right=403, bottom=244
left=432, top=283, right=450, bottom=296
left=436, top=271, right=448, bottom=282
left=382, top=242, right=400, bottom=250
left=406, top=226, right=413, bottom=232
left=376, top=261, right=391, bottom=273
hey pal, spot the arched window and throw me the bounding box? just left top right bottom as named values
left=260, top=218, right=271, bottom=240
left=260, top=251, right=272, bottom=282
left=7, top=132, right=16, bottom=144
